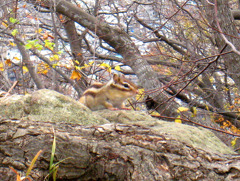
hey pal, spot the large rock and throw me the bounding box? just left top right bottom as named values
left=0, top=89, right=235, bottom=154
left=1, top=89, right=239, bottom=181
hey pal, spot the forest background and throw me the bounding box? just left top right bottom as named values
left=1, top=0, right=240, bottom=149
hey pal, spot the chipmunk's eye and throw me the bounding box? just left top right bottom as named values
left=123, top=83, right=129, bottom=88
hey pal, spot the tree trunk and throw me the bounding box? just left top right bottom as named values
left=0, top=118, right=239, bottom=181
left=200, top=0, right=240, bottom=89
left=63, top=19, right=88, bottom=95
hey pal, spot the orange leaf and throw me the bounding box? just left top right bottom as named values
left=42, top=33, right=49, bottom=40
left=9, top=167, right=21, bottom=181
left=13, top=56, right=20, bottom=61
left=2, top=21, right=8, bottom=27
left=5, top=59, right=12, bottom=66
left=70, top=70, right=81, bottom=80
left=37, top=63, right=50, bottom=75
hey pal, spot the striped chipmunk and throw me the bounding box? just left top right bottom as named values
left=79, top=73, right=138, bottom=111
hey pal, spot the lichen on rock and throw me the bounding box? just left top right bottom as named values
left=0, top=89, right=108, bottom=125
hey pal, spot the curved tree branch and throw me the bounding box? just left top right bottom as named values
left=26, top=0, right=179, bottom=117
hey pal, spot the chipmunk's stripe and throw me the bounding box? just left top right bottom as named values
left=123, top=79, right=138, bottom=89
left=89, top=84, right=104, bottom=89
left=110, top=84, right=133, bottom=91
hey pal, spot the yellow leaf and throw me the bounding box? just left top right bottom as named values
left=175, top=116, right=182, bottom=123
left=50, top=54, right=59, bottom=61
left=107, top=67, right=112, bottom=73
left=89, top=61, right=94, bottom=65
left=75, top=60, right=80, bottom=65
left=136, top=88, right=144, bottom=100
left=52, top=63, right=58, bottom=68
left=150, top=111, right=160, bottom=116
left=205, top=104, right=209, bottom=111
left=191, top=107, right=197, bottom=117
left=35, top=28, right=42, bottom=34
left=138, top=88, right=145, bottom=94
left=75, top=66, right=81, bottom=71
left=22, top=66, right=28, bottom=74
left=100, top=63, right=109, bottom=67
left=114, top=65, right=121, bottom=71
left=100, top=63, right=111, bottom=72
left=224, top=87, right=229, bottom=92
left=70, top=70, right=82, bottom=80
left=2, top=21, right=8, bottom=27
left=231, top=137, right=238, bottom=147
left=53, top=54, right=59, bottom=60
left=75, top=61, right=94, bottom=70
left=177, top=107, right=189, bottom=113
left=209, top=77, right=214, bottom=83
left=0, top=62, right=4, bottom=71
left=9, top=41, right=16, bottom=46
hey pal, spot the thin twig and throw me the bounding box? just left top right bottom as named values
left=3, top=81, right=18, bottom=98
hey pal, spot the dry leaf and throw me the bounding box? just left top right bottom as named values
left=70, top=70, right=82, bottom=80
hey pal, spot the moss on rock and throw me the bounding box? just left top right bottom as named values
left=0, top=89, right=108, bottom=125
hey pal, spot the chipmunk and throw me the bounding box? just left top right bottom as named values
left=79, top=73, right=138, bottom=110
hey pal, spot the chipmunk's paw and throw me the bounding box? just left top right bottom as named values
left=108, top=107, right=119, bottom=111
left=120, top=107, right=131, bottom=110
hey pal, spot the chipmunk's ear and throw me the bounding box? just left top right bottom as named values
left=113, top=73, right=120, bottom=82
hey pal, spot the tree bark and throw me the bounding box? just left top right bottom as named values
left=0, top=118, right=239, bottom=181
left=200, top=0, right=240, bottom=89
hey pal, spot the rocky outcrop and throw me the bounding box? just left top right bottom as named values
left=0, top=89, right=239, bottom=181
